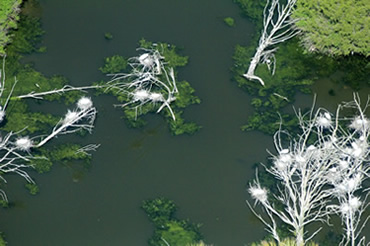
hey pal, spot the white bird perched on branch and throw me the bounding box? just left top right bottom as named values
left=106, top=46, right=178, bottom=121
left=0, top=56, right=102, bottom=203
left=0, top=96, right=99, bottom=202
left=248, top=94, right=370, bottom=246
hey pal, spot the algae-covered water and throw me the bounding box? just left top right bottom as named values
left=0, top=0, right=368, bottom=245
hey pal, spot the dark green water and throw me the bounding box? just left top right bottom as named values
left=1, top=0, right=269, bottom=245
left=0, top=0, right=369, bottom=245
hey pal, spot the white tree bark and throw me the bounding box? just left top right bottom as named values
left=0, top=56, right=17, bottom=122
left=36, top=97, right=96, bottom=147
left=16, top=84, right=102, bottom=100
left=248, top=94, right=370, bottom=246
left=243, top=0, right=299, bottom=86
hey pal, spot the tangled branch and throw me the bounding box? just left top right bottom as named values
left=105, top=46, right=178, bottom=120
left=248, top=94, right=370, bottom=246
left=0, top=96, right=98, bottom=202
left=243, top=0, right=299, bottom=86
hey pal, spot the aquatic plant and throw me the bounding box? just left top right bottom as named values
left=223, top=17, right=235, bottom=27
left=0, top=232, right=5, bottom=246
left=99, top=55, right=127, bottom=74
left=248, top=95, right=370, bottom=246
left=142, top=197, right=203, bottom=246
left=233, top=0, right=265, bottom=25
left=104, top=32, right=113, bottom=40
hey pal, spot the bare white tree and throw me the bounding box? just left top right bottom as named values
left=0, top=57, right=102, bottom=202
left=105, top=46, right=178, bottom=120
left=248, top=95, right=370, bottom=246
left=0, top=96, right=98, bottom=202
left=243, top=0, right=299, bottom=86
left=0, top=55, right=17, bottom=123
left=325, top=96, right=370, bottom=246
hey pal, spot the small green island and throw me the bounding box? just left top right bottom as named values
left=223, top=17, right=235, bottom=27
left=98, top=39, right=202, bottom=135
left=142, top=197, right=209, bottom=246
left=104, top=32, right=113, bottom=40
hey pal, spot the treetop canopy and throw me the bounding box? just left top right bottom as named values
left=293, top=0, right=370, bottom=56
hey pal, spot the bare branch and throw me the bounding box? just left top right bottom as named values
left=248, top=94, right=370, bottom=245
left=76, top=144, right=100, bottom=156
left=0, top=97, right=98, bottom=201
left=105, top=45, right=178, bottom=121
left=16, top=84, right=103, bottom=100
left=243, top=0, right=299, bottom=86
left=36, top=97, right=97, bottom=148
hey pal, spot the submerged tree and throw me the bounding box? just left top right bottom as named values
left=243, top=0, right=299, bottom=86
left=248, top=95, right=370, bottom=246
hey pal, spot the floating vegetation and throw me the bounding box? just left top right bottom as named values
left=223, top=17, right=235, bottom=27
left=142, top=197, right=204, bottom=246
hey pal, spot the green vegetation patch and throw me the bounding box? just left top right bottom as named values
left=99, top=55, right=127, bottom=74
left=0, top=233, right=6, bottom=246
left=293, top=0, right=370, bottom=56
left=0, top=0, right=22, bottom=56
left=223, top=17, right=235, bottom=27
left=30, top=144, right=92, bottom=174
left=25, top=183, right=39, bottom=195
left=104, top=32, right=113, bottom=40
left=142, top=197, right=203, bottom=246
left=233, top=0, right=265, bottom=28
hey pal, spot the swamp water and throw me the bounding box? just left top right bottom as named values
left=0, top=0, right=369, bottom=245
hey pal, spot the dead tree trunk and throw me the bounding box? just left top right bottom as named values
left=243, top=0, right=299, bottom=86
